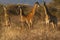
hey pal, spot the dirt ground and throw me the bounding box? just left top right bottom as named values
left=0, top=15, right=60, bottom=40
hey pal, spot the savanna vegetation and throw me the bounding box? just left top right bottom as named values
left=0, top=0, right=60, bottom=40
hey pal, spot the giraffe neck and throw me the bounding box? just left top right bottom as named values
left=20, top=8, right=22, bottom=16
left=3, top=6, right=9, bottom=26
left=3, top=7, right=7, bottom=17
left=32, top=4, right=37, bottom=14
left=29, top=4, right=37, bottom=16
left=43, top=2, right=49, bottom=17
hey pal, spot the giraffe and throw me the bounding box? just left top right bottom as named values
left=43, top=0, right=57, bottom=28
left=18, top=2, right=40, bottom=29
left=3, top=5, right=11, bottom=26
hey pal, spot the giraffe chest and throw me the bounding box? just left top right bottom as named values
left=27, top=13, right=34, bottom=20
left=20, top=16, right=26, bottom=22
left=45, top=15, right=49, bottom=19
left=45, top=15, right=50, bottom=24
left=26, top=15, right=33, bottom=21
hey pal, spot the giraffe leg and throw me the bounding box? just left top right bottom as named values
left=8, top=17, right=11, bottom=27
left=5, top=19, right=8, bottom=26
left=30, top=19, right=33, bottom=28
left=26, top=20, right=30, bottom=29
left=45, top=21, right=48, bottom=27
left=52, top=23, right=55, bottom=29
left=28, top=23, right=30, bottom=29
left=55, top=23, right=58, bottom=30
left=53, top=23, right=57, bottom=30
left=27, top=21, right=30, bottom=29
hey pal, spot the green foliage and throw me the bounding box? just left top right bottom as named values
left=0, top=4, right=4, bottom=14
left=53, top=0, right=60, bottom=3
left=49, top=7, right=57, bottom=13
left=48, top=0, right=60, bottom=18
left=53, top=0, right=60, bottom=5
left=7, top=5, right=19, bottom=15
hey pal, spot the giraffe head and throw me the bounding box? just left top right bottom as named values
left=35, top=1, right=40, bottom=8
left=18, top=5, right=21, bottom=8
left=3, top=5, right=7, bottom=11
left=17, top=4, right=22, bottom=9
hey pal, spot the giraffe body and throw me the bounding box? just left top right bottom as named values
left=19, top=2, right=40, bottom=28
left=43, top=1, right=57, bottom=28
left=3, top=6, right=11, bottom=26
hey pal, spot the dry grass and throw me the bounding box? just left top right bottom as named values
left=0, top=15, right=60, bottom=40
left=0, top=4, right=60, bottom=40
